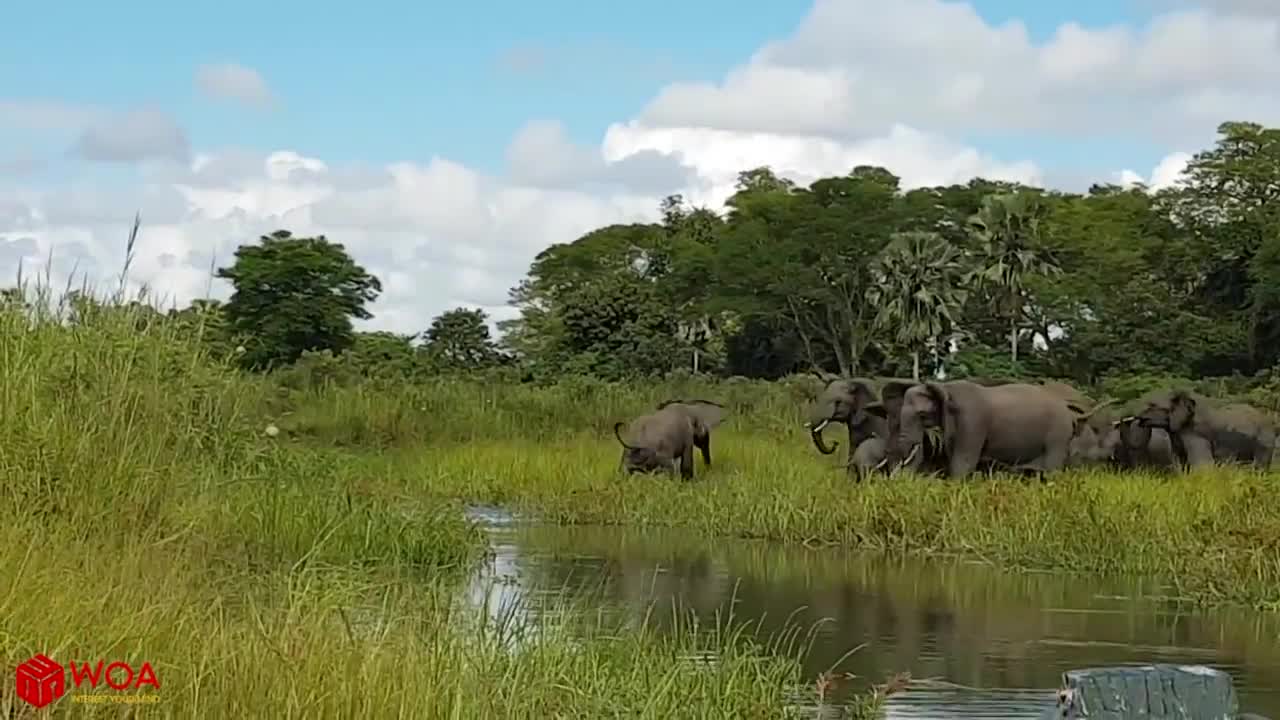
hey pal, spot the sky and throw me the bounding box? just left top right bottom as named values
left=3, top=0, right=1280, bottom=337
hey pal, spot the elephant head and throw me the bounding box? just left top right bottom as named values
left=1135, top=389, right=1197, bottom=433
left=888, top=382, right=956, bottom=471
left=1064, top=399, right=1117, bottom=466
left=804, top=374, right=878, bottom=455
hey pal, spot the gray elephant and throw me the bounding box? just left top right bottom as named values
left=1099, top=416, right=1175, bottom=470
left=803, top=375, right=887, bottom=475
left=804, top=374, right=937, bottom=480
left=1133, top=390, right=1276, bottom=470
left=874, top=379, right=964, bottom=477
left=869, top=380, right=1088, bottom=480
left=845, top=436, right=889, bottom=478
left=613, top=399, right=726, bottom=479
left=1032, top=380, right=1120, bottom=468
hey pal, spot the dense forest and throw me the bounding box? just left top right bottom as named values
left=24, top=120, right=1280, bottom=396
left=497, top=120, right=1280, bottom=387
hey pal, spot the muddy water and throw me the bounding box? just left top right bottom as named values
left=462, top=506, right=1280, bottom=719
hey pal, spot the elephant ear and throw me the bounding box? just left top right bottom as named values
left=1170, top=390, right=1196, bottom=431
left=863, top=401, right=888, bottom=419
left=683, top=400, right=726, bottom=430
left=923, top=382, right=958, bottom=448
left=846, top=379, right=877, bottom=419
left=880, top=380, right=916, bottom=435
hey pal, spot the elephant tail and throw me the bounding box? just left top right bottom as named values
left=613, top=422, right=637, bottom=449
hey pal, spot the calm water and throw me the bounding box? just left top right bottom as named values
left=461, top=506, right=1280, bottom=719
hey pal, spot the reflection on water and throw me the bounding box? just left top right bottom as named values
left=460, top=505, right=1280, bottom=719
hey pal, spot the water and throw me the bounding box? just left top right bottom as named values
left=461, top=505, right=1280, bottom=719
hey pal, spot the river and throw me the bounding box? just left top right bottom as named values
left=461, top=505, right=1280, bottom=719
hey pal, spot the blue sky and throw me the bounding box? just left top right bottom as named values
left=2, top=0, right=1174, bottom=182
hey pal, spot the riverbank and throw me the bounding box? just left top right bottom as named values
left=0, top=304, right=887, bottom=718
left=361, top=432, right=1280, bottom=610
left=269, top=370, right=1280, bottom=611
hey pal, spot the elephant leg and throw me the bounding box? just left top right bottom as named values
left=946, top=443, right=982, bottom=480
left=695, top=433, right=712, bottom=467
left=680, top=444, right=695, bottom=480
left=1253, top=434, right=1275, bottom=469
left=1181, top=434, right=1214, bottom=469
left=1041, top=438, right=1070, bottom=474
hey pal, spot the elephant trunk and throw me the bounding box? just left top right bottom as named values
left=807, top=419, right=838, bottom=455
left=890, top=425, right=926, bottom=471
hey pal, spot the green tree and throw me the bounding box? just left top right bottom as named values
left=1162, top=121, right=1280, bottom=372
left=423, top=308, right=502, bottom=372
left=215, top=230, right=382, bottom=370
left=966, top=191, right=1062, bottom=368
left=502, top=222, right=684, bottom=379
left=713, top=166, right=903, bottom=375
left=867, top=231, right=970, bottom=380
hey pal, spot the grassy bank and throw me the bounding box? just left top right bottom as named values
left=0, top=298, right=887, bottom=718
left=272, top=375, right=1280, bottom=611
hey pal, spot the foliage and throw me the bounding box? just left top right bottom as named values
left=215, top=230, right=383, bottom=370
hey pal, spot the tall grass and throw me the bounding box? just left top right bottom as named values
left=0, top=277, right=886, bottom=717
left=272, top=374, right=1280, bottom=611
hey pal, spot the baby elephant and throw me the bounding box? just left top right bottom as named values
left=613, top=399, right=727, bottom=480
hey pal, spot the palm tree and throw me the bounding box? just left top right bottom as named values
left=966, top=191, right=1062, bottom=367
left=867, top=231, right=970, bottom=380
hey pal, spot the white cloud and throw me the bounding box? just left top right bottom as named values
left=195, top=63, right=277, bottom=109
left=8, top=0, right=1275, bottom=339
left=1115, top=151, right=1193, bottom=190
left=640, top=0, right=1280, bottom=145
left=0, top=121, right=1036, bottom=337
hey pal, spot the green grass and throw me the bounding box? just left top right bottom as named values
left=0, top=287, right=890, bottom=718
left=272, top=375, right=1280, bottom=611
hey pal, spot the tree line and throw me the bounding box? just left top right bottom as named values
left=501, top=120, right=1280, bottom=386
left=12, top=120, right=1280, bottom=393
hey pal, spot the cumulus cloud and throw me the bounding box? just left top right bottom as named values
left=5, top=0, right=1273, bottom=337
left=1116, top=151, right=1193, bottom=190
left=195, top=63, right=277, bottom=109
left=640, top=0, right=1280, bottom=145
left=74, top=108, right=190, bottom=165
left=506, top=119, right=697, bottom=194
left=0, top=119, right=1036, bottom=336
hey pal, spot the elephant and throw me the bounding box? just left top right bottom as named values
left=846, top=436, right=889, bottom=479
left=804, top=374, right=887, bottom=474
left=869, top=380, right=1088, bottom=480
left=873, top=379, right=961, bottom=477
left=1098, top=416, right=1176, bottom=470
left=805, top=373, right=935, bottom=479
left=613, top=399, right=727, bottom=479
left=1032, top=380, right=1120, bottom=468
left=1133, top=390, right=1276, bottom=470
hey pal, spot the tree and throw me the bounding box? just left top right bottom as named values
left=867, top=232, right=970, bottom=380
left=215, top=230, right=382, bottom=370
left=423, top=308, right=502, bottom=372
left=713, top=166, right=903, bottom=375
left=966, top=191, right=1062, bottom=367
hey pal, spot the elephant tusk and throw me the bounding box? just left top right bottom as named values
left=903, top=444, right=920, bottom=466
left=810, top=419, right=829, bottom=433
left=873, top=457, right=889, bottom=470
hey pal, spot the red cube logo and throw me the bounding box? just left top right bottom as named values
left=15, top=654, right=65, bottom=708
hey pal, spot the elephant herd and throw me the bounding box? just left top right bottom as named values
left=610, top=374, right=1279, bottom=482
left=806, top=373, right=1278, bottom=481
